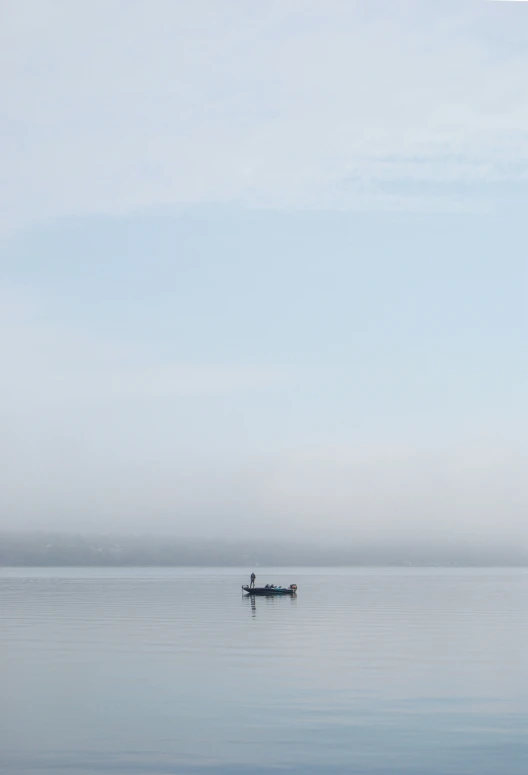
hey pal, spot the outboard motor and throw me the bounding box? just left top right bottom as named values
left=289, top=584, right=298, bottom=591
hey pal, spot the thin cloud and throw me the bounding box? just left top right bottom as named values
left=2, top=1, right=528, bottom=232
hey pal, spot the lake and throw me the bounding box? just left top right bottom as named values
left=1, top=567, right=527, bottom=774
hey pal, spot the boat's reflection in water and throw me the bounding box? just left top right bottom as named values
left=244, top=592, right=298, bottom=618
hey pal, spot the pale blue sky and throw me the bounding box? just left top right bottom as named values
left=1, top=1, right=526, bottom=541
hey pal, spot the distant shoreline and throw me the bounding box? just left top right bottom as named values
left=1, top=563, right=527, bottom=569
left=1, top=532, right=526, bottom=568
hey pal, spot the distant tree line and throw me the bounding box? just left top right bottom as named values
left=0, top=531, right=526, bottom=567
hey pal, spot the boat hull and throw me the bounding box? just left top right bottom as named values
left=242, top=586, right=297, bottom=596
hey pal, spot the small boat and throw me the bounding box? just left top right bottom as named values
left=242, top=584, right=297, bottom=596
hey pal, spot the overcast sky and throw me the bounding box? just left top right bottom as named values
left=1, top=1, right=527, bottom=542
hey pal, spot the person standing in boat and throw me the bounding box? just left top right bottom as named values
left=250, top=572, right=256, bottom=588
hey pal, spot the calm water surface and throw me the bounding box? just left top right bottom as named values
left=1, top=567, right=527, bottom=774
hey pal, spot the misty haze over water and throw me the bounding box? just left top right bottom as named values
left=1, top=532, right=527, bottom=567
